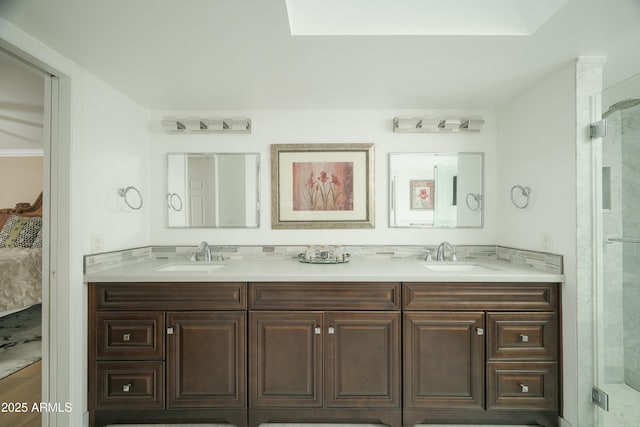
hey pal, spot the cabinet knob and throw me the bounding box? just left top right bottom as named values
left=167, top=327, right=174, bottom=335
left=123, top=383, right=132, bottom=393
left=520, top=334, right=529, bottom=342
left=314, top=326, right=321, bottom=335
left=122, top=333, right=131, bottom=342
left=520, top=383, right=529, bottom=393
left=477, top=328, right=484, bottom=335
left=328, top=326, right=335, bottom=335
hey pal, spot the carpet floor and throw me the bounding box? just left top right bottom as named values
left=0, top=304, right=41, bottom=380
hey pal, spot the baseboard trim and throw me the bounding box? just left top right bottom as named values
left=559, top=416, right=575, bottom=427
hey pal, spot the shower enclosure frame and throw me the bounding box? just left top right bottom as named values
left=593, top=72, right=640, bottom=427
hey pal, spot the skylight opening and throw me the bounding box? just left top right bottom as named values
left=285, top=0, right=570, bottom=36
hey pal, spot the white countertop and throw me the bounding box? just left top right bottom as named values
left=84, top=256, right=564, bottom=283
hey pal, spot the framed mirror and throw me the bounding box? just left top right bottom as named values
left=166, top=153, right=260, bottom=228
left=389, top=152, right=484, bottom=228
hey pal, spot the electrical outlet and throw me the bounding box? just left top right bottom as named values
left=91, top=235, right=104, bottom=253
left=541, top=233, right=553, bottom=251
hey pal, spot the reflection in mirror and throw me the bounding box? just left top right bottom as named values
left=167, top=153, right=260, bottom=228
left=389, top=152, right=484, bottom=228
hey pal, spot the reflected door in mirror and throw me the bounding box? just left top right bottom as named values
left=167, top=153, right=260, bottom=228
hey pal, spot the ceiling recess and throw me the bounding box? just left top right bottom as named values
left=286, top=0, right=570, bottom=36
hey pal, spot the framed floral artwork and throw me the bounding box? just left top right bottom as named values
left=271, top=143, right=375, bottom=229
left=410, top=180, right=434, bottom=210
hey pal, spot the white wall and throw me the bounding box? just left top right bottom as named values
left=497, top=63, right=578, bottom=426
left=81, top=73, right=150, bottom=253
left=0, top=156, right=42, bottom=208
left=601, top=24, right=640, bottom=95
left=602, top=72, right=640, bottom=113
left=150, top=109, right=498, bottom=246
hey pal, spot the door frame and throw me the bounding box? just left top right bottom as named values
left=0, top=40, right=71, bottom=427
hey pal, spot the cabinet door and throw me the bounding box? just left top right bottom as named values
left=250, top=311, right=323, bottom=407
left=325, top=311, right=400, bottom=408
left=404, top=311, right=484, bottom=409
left=166, top=311, right=246, bottom=408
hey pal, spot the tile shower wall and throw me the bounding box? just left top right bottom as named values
left=621, top=104, right=640, bottom=390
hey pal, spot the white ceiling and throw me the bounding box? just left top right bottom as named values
left=0, top=51, right=44, bottom=152
left=1, top=0, right=639, bottom=110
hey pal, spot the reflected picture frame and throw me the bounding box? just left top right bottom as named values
left=271, top=143, right=375, bottom=229
left=410, top=179, right=434, bottom=211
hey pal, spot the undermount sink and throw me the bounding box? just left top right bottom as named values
left=156, top=263, right=226, bottom=273
left=424, top=263, right=498, bottom=272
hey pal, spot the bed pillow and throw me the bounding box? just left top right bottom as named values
left=0, top=215, right=42, bottom=248
left=31, top=227, right=43, bottom=248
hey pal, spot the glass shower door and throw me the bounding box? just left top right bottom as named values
left=595, top=73, right=640, bottom=426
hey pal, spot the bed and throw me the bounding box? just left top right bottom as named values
left=0, top=192, right=42, bottom=316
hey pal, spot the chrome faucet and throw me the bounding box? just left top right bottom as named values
left=197, top=241, right=213, bottom=262
left=436, top=241, right=457, bottom=262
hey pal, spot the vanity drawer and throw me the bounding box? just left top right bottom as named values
left=403, top=283, right=558, bottom=311
left=249, top=282, right=401, bottom=310
left=96, top=312, right=164, bottom=360
left=94, top=282, right=246, bottom=310
left=95, top=361, right=164, bottom=409
left=487, top=362, right=557, bottom=411
left=487, top=312, right=558, bottom=361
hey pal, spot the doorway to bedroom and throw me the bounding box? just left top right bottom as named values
left=0, top=48, right=46, bottom=426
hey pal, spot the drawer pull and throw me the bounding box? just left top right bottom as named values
left=123, top=383, right=132, bottom=393
left=520, top=383, right=529, bottom=393
left=328, top=326, right=335, bottom=335
left=314, top=326, right=321, bottom=335
left=477, top=328, right=484, bottom=335
left=520, top=334, right=529, bottom=343
left=122, top=333, right=131, bottom=342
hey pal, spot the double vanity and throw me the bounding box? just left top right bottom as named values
left=85, top=247, right=563, bottom=427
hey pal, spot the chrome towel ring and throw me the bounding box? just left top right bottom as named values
left=118, top=186, right=143, bottom=210
left=510, top=185, right=531, bottom=209
left=167, top=192, right=183, bottom=212
left=465, top=193, right=482, bottom=211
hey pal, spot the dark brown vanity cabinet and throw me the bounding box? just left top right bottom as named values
left=403, top=282, right=560, bottom=427
left=248, top=282, right=402, bottom=426
left=88, top=279, right=561, bottom=427
left=88, top=282, right=248, bottom=427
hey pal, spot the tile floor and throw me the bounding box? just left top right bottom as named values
left=110, top=424, right=539, bottom=427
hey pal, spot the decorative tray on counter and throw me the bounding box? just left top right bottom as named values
left=298, top=247, right=351, bottom=264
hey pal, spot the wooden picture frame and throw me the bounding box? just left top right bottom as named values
left=271, top=143, right=375, bottom=229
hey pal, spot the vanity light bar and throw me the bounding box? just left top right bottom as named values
left=161, top=116, right=252, bottom=134
left=393, top=116, right=484, bottom=133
